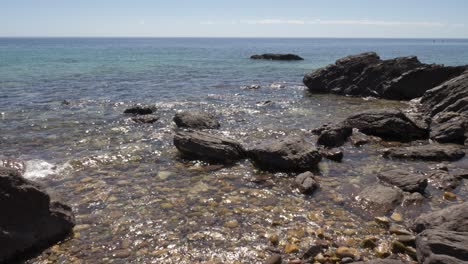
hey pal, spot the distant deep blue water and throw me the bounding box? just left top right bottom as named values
left=1, top=38, right=468, bottom=263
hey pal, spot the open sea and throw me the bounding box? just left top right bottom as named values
left=1, top=38, right=468, bottom=263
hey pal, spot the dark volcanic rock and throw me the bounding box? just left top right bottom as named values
left=319, top=149, right=344, bottom=162
left=316, top=124, right=352, bottom=148
left=382, top=144, right=465, bottom=161
left=0, top=167, right=75, bottom=262
left=173, top=130, right=245, bottom=164
left=173, top=111, right=220, bottom=129
left=356, top=185, right=403, bottom=215
left=250, top=53, right=303, bottom=61
left=412, top=202, right=468, bottom=233
left=124, top=105, right=157, bottom=115
left=294, top=171, right=319, bottom=194
left=430, top=112, right=468, bottom=144
left=130, top=115, right=159, bottom=124
left=248, top=136, right=322, bottom=172
left=416, top=229, right=468, bottom=264
left=378, top=169, right=428, bottom=193
left=344, top=110, right=428, bottom=142
left=303, top=52, right=465, bottom=99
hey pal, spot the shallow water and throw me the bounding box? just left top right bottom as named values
left=1, top=38, right=467, bottom=263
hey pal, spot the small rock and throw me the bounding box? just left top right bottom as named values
left=360, top=237, right=378, bottom=249
left=390, top=213, right=403, bottom=222
left=131, top=115, right=159, bottom=124
left=374, top=216, right=391, bottom=227
left=265, top=254, right=282, bottom=264
left=396, top=235, right=416, bottom=247
left=389, top=224, right=413, bottom=236
left=173, top=110, right=220, bottom=129
left=443, top=191, right=457, bottom=201
left=341, top=257, right=354, bottom=264
left=319, top=149, right=344, bottom=162
left=294, top=171, right=319, bottom=194
left=269, top=234, right=280, bottom=246
left=112, top=249, right=131, bottom=259
left=285, top=244, right=300, bottom=254
left=124, top=105, right=157, bottom=115
left=335, top=247, right=357, bottom=258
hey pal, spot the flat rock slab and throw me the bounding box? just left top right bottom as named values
left=430, top=112, right=468, bottom=145
left=416, top=229, right=468, bottom=264
left=173, top=130, right=245, bottom=164
left=356, top=185, right=403, bottom=215
left=344, top=110, right=428, bottom=142
left=383, top=144, right=465, bottom=161
left=412, top=202, right=468, bottom=233
left=0, top=167, right=75, bottom=263
left=248, top=136, right=322, bottom=172
left=250, top=53, right=303, bottom=60
left=173, top=111, right=220, bottom=129
left=378, top=169, right=428, bottom=193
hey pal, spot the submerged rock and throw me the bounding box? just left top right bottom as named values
left=412, top=202, right=468, bottom=233
left=377, top=169, right=428, bottom=193
left=319, top=149, right=344, bottom=162
left=416, top=229, right=468, bottom=264
left=382, top=144, right=465, bottom=161
left=316, top=124, right=352, bottom=148
left=123, top=105, right=157, bottom=115
left=356, top=185, right=403, bottom=215
left=248, top=136, right=322, bottom=172
left=426, top=170, right=462, bottom=190
left=0, top=167, right=75, bottom=262
left=294, top=171, right=319, bottom=194
left=173, top=130, right=245, bottom=163
left=173, top=111, right=220, bottom=129
left=250, top=53, right=304, bottom=61
left=130, top=115, right=160, bottom=124
left=303, top=52, right=465, bottom=99
left=344, top=110, right=428, bottom=142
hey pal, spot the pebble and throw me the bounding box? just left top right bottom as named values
left=285, top=244, right=300, bottom=254
left=374, top=216, right=391, bottom=227
left=224, top=220, right=239, bottom=228
left=112, top=249, right=131, bottom=258
left=341, top=257, right=354, bottom=264
left=158, top=171, right=173, bottom=180
left=443, top=191, right=457, bottom=200
left=288, top=259, right=303, bottom=264
left=390, top=212, right=403, bottom=222
left=269, top=233, right=280, bottom=246
left=360, top=237, right=378, bottom=249
left=265, top=254, right=282, bottom=264
left=335, top=247, right=357, bottom=258
left=74, top=224, right=90, bottom=232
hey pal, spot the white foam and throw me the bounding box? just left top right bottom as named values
left=23, top=159, right=69, bottom=179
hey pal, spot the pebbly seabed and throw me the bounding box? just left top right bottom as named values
left=1, top=39, right=468, bottom=264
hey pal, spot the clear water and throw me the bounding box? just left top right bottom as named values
left=1, top=38, right=467, bottom=263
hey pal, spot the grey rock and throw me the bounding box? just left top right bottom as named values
left=0, top=167, right=75, bottom=263
left=351, top=259, right=406, bottom=264
left=377, top=169, right=428, bottom=193
left=294, top=171, right=319, bottom=194
left=248, top=136, right=322, bottom=172
left=412, top=202, right=468, bottom=233
left=251, top=53, right=304, bottom=61
left=430, top=112, right=468, bottom=144
left=316, top=124, right=352, bottom=148
left=416, top=229, right=468, bottom=264
left=344, top=110, right=428, bottom=142
left=173, top=111, right=220, bottom=129
left=173, top=130, right=245, bottom=164
left=130, top=115, right=159, bottom=124
left=357, top=185, right=403, bottom=215
left=319, top=149, right=344, bottom=162
left=123, top=105, right=157, bottom=115
left=426, top=170, right=462, bottom=190
left=265, top=254, right=282, bottom=264
left=382, top=144, right=465, bottom=161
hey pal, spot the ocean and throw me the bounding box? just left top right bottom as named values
left=1, top=38, right=468, bottom=263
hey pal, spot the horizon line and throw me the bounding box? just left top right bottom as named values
left=1, top=36, right=468, bottom=40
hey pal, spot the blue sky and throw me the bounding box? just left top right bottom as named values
left=1, top=0, right=467, bottom=38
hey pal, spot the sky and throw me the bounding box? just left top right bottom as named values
left=1, top=0, right=467, bottom=38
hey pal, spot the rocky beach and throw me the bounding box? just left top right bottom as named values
left=1, top=38, right=468, bottom=264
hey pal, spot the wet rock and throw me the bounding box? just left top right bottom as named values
left=412, top=202, right=468, bottom=233
left=360, top=237, right=378, bottom=249
left=173, top=111, right=220, bottom=129
left=430, top=112, right=468, bottom=144
left=248, top=136, right=322, bottom=172
left=285, top=244, right=300, bottom=253
left=242, top=84, right=261, bottom=90
left=351, top=259, right=405, bottom=264
left=0, top=158, right=26, bottom=175
left=316, top=124, right=352, bottom=148
left=389, top=224, right=413, bottom=236
left=123, top=105, right=157, bottom=115
left=382, top=144, right=465, bottom=161
left=251, top=54, right=304, bottom=61
left=415, top=229, right=468, bottom=264
left=377, top=169, right=428, bottom=193
left=344, top=110, right=428, bottom=142
left=173, top=130, right=246, bottom=164
left=426, top=170, right=462, bottom=190
left=350, top=129, right=371, bottom=146
left=0, top=167, right=75, bottom=263
left=303, top=52, right=465, bottom=99
left=301, top=242, right=328, bottom=260
left=396, top=235, right=416, bottom=247
left=443, top=191, right=457, bottom=201
left=294, top=171, right=319, bottom=194
left=335, top=247, right=357, bottom=258
left=265, top=254, right=282, bottom=264
left=130, top=115, right=159, bottom=124
left=357, top=185, right=403, bottom=215
left=402, top=192, right=425, bottom=206
left=391, top=241, right=417, bottom=259
left=319, top=149, right=343, bottom=162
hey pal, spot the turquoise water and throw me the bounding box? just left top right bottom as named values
left=1, top=38, right=468, bottom=263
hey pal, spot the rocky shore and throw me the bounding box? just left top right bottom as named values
left=4, top=52, right=467, bottom=263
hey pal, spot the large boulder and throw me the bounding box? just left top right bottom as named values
left=343, top=110, right=428, bottom=142
left=356, top=185, right=403, bottom=215
left=0, top=167, right=75, bottom=262
left=430, top=112, right=468, bottom=145
left=415, top=229, right=468, bottom=264
left=173, top=130, right=245, bottom=164
left=248, top=136, right=322, bottom=172
left=173, top=111, right=220, bottom=129
left=412, top=202, right=468, bottom=233
left=303, top=52, right=466, bottom=99
left=378, top=169, right=428, bottom=193
left=382, top=144, right=465, bottom=162
left=250, top=53, right=304, bottom=61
